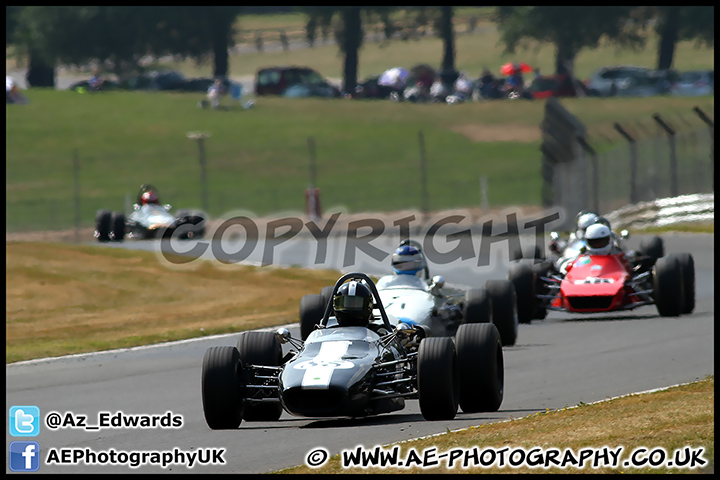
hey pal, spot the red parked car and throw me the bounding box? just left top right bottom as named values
left=527, top=74, right=589, bottom=99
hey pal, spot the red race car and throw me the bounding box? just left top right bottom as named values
left=508, top=247, right=695, bottom=321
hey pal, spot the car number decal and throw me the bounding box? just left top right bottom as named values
left=573, top=277, right=614, bottom=284
left=297, top=341, right=353, bottom=388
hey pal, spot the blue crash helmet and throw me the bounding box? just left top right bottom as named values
left=391, top=245, right=424, bottom=275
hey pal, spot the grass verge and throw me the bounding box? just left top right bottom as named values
left=5, top=241, right=341, bottom=364
left=6, top=90, right=714, bottom=232
left=278, top=377, right=714, bottom=474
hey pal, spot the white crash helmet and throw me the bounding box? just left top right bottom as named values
left=584, top=223, right=612, bottom=255
left=576, top=212, right=599, bottom=240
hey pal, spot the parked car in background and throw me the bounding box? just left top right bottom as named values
left=586, top=66, right=651, bottom=97
left=670, top=70, right=714, bottom=96
left=70, top=70, right=235, bottom=94
left=255, top=66, right=341, bottom=98
left=527, top=74, right=589, bottom=99
left=615, top=69, right=676, bottom=98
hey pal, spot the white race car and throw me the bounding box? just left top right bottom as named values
left=299, top=240, right=519, bottom=346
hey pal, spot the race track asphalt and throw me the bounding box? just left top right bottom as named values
left=6, top=232, right=714, bottom=473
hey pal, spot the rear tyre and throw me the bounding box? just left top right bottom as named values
left=111, top=212, right=125, bottom=242
left=640, top=236, right=664, bottom=260
left=236, top=331, right=283, bottom=421
left=417, top=337, right=458, bottom=421
left=187, top=214, right=206, bottom=239
left=462, top=288, right=491, bottom=324
left=455, top=323, right=504, bottom=413
left=485, top=279, right=519, bottom=346
left=299, top=294, right=327, bottom=340
left=653, top=256, right=682, bottom=317
left=96, top=210, right=112, bottom=242
left=508, top=261, right=535, bottom=324
left=320, top=286, right=335, bottom=308
left=201, top=346, right=242, bottom=429
left=670, top=252, right=695, bottom=314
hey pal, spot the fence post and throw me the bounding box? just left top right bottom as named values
left=652, top=114, right=678, bottom=197
left=577, top=137, right=599, bottom=214
left=613, top=123, right=638, bottom=204
left=73, top=149, right=80, bottom=243
left=692, top=106, right=714, bottom=191
left=187, top=132, right=210, bottom=213
left=307, top=136, right=317, bottom=188
left=418, top=130, right=429, bottom=219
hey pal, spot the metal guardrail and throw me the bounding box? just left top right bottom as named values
left=605, top=193, right=714, bottom=230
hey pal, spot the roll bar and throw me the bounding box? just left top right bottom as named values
left=320, top=272, right=393, bottom=330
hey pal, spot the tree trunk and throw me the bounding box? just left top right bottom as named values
left=210, top=9, right=230, bottom=78
left=25, top=50, right=55, bottom=88
left=440, top=6, right=455, bottom=74
left=212, top=34, right=229, bottom=78
left=341, top=7, right=362, bottom=95
left=554, top=43, right=575, bottom=77
left=555, top=42, right=584, bottom=96
left=656, top=7, right=680, bottom=70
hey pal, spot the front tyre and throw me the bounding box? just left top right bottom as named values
left=669, top=252, right=695, bottom=314
left=653, top=255, right=682, bottom=317
left=455, top=323, right=504, bottom=413
left=111, top=212, right=126, bottom=242
left=418, top=337, right=458, bottom=421
left=300, top=294, right=327, bottom=340
left=236, top=331, right=283, bottom=421
left=485, top=279, right=519, bottom=346
left=201, top=346, right=242, bottom=430
left=462, top=288, right=491, bottom=324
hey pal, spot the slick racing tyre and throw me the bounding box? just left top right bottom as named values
left=455, top=323, right=504, bottom=413
left=669, top=252, right=695, bottom=314
left=508, top=261, right=536, bottom=324
left=320, top=286, right=335, bottom=308
left=485, top=279, right=519, bottom=346
left=202, top=346, right=242, bottom=429
left=111, top=212, right=125, bottom=242
left=653, top=255, right=682, bottom=317
left=640, top=236, right=664, bottom=260
left=96, top=210, right=112, bottom=242
left=462, top=288, right=491, bottom=324
left=236, top=331, right=283, bottom=422
left=417, top=337, right=458, bottom=421
left=299, top=294, right=326, bottom=340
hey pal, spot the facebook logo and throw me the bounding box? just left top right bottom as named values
left=9, top=441, right=40, bottom=472
left=9, top=406, right=40, bottom=437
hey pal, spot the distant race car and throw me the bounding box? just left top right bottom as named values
left=508, top=233, right=695, bottom=320
left=299, top=240, right=520, bottom=346
left=94, top=184, right=205, bottom=242
left=201, top=272, right=504, bottom=429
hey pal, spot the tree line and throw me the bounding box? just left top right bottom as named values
left=6, top=6, right=714, bottom=91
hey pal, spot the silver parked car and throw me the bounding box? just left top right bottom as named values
left=586, top=66, right=651, bottom=97
left=670, top=70, right=714, bottom=96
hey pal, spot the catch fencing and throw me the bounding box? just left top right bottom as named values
left=544, top=101, right=714, bottom=230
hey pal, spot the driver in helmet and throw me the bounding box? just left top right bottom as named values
left=140, top=190, right=160, bottom=205
left=550, top=210, right=600, bottom=274
left=576, top=223, right=631, bottom=272
left=333, top=280, right=374, bottom=328
left=391, top=244, right=426, bottom=277
left=375, top=241, right=430, bottom=290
